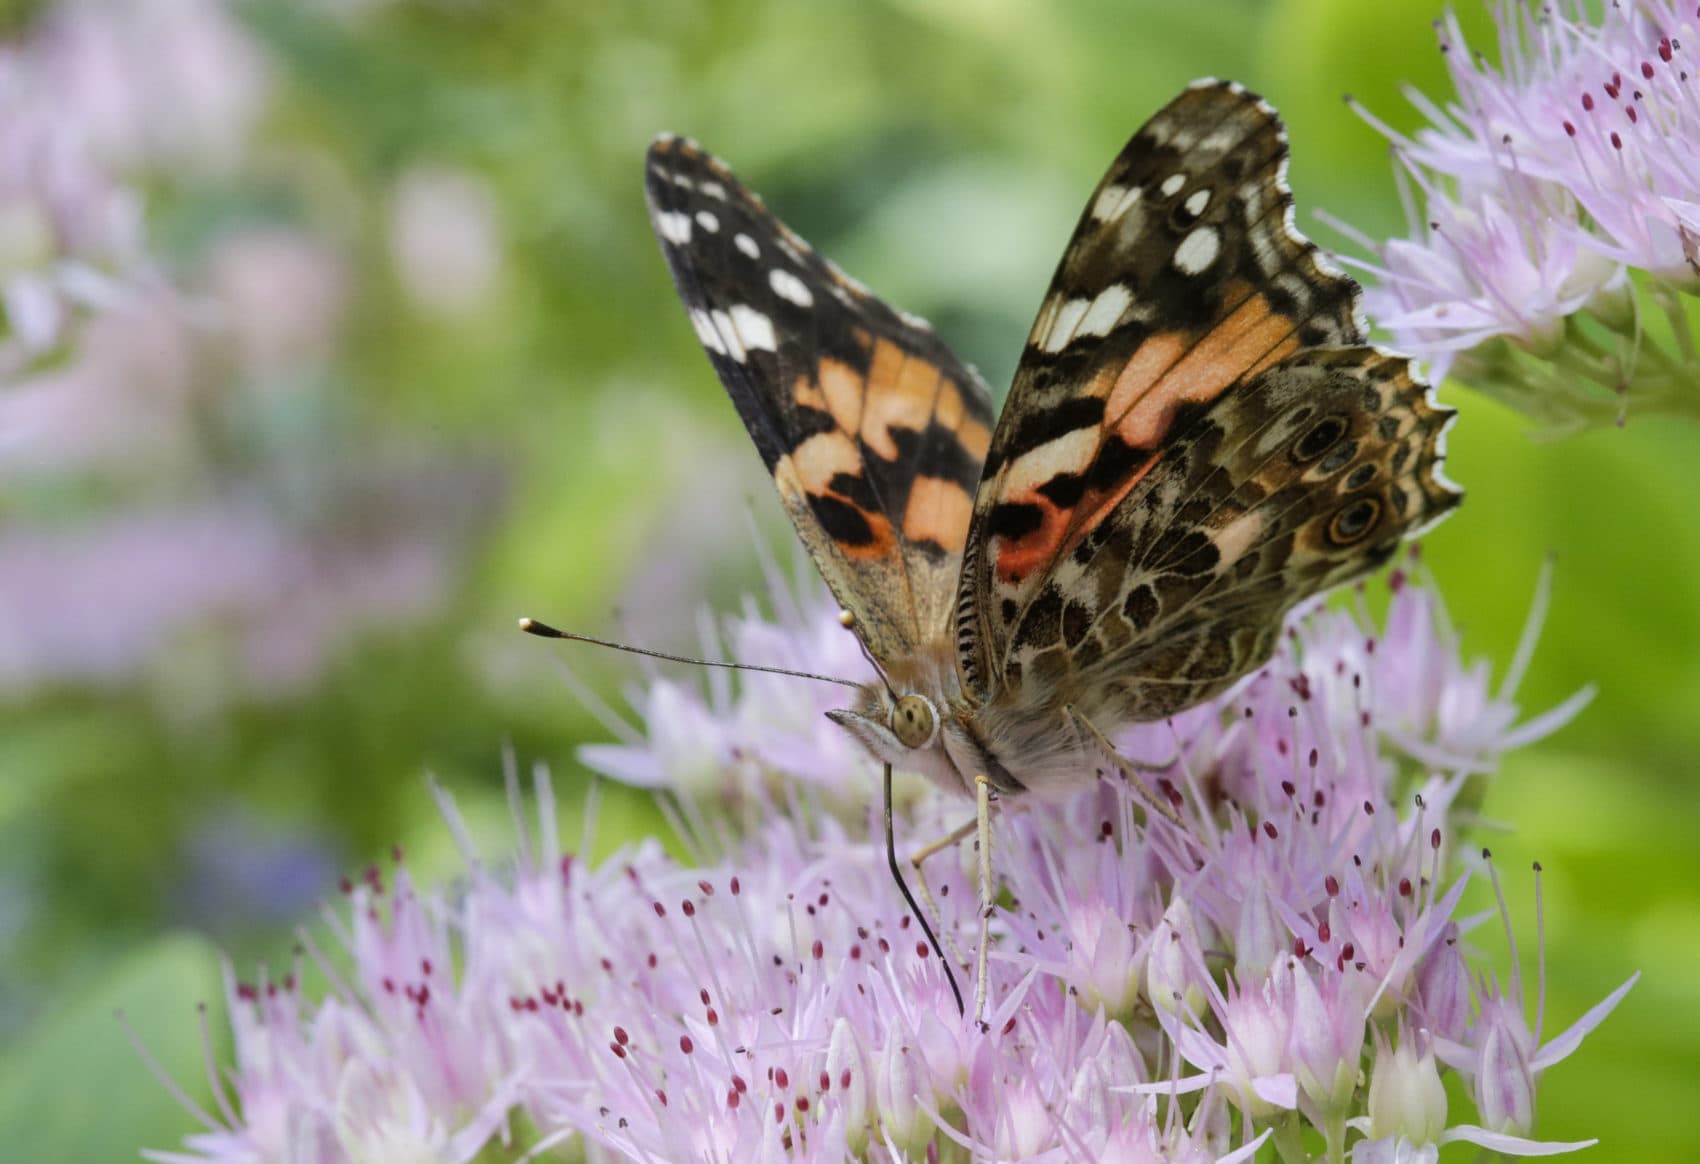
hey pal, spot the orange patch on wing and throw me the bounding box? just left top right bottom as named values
left=775, top=439, right=897, bottom=563
left=809, top=359, right=867, bottom=434
left=1111, top=288, right=1300, bottom=450
left=860, top=340, right=941, bottom=460
left=775, top=431, right=861, bottom=497
left=902, top=475, right=975, bottom=552
left=990, top=499, right=1068, bottom=584
left=837, top=511, right=897, bottom=560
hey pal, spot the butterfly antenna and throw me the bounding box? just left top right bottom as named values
left=884, top=762, right=964, bottom=1016
left=519, top=618, right=863, bottom=690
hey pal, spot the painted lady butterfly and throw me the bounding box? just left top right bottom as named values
left=643, top=80, right=1461, bottom=1020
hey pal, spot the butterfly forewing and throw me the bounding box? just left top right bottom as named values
left=953, top=81, right=1460, bottom=723
left=645, top=136, right=997, bottom=662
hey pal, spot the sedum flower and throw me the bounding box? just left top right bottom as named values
left=1339, top=0, right=1700, bottom=432
left=149, top=567, right=1634, bottom=1162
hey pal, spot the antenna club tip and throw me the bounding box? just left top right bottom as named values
left=519, top=617, right=560, bottom=637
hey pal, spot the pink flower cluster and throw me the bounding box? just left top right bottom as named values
left=150, top=567, right=1634, bottom=1163
left=1336, top=1, right=1700, bottom=430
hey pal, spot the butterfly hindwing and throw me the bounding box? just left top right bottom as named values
left=646, top=135, right=996, bottom=661
left=1004, top=346, right=1458, bottom=728
left=954, top=81, right=1459, bottom=716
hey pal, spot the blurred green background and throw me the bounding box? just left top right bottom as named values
left=0, top=0, right=1693, bottom=1158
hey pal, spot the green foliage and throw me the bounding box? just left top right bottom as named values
left=0, top=935, right=223, bottom=1160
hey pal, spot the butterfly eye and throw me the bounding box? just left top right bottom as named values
left=1292, top=415, right=1348, bottom=463
left=890, top=694, right=938, bottom=749
left=1329, top=496, right=1383, bottom=545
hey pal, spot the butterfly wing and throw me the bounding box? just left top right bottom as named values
left=954, top=81, right=1460, bottom=723
left=647, top=136, right=996, bottom=661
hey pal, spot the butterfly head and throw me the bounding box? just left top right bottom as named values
left=826, top=683, right=980, bottom=793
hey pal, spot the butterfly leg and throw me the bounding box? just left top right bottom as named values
left=972, top=773, right=995, bottom=1028
left=1065, top=706, right=1186, bottom=829
left=907, top=815, right=978, bottom=977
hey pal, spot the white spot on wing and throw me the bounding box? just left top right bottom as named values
left=689, top=309, right=726, bottom=355
left=728, top=304, right=777, bottom=352
left=708, top=310, right=745, bottom=361
left=1174, top=227, right=1221, bottom=275
left=1094, top=183, right=1143, bottom=223
left=1077, top=284, right=1132, bottom=338
left=1160, top=173, right=1187, bottom=197
left=700, top=180, right=727, bottom=200
left=734, top=233, right=760, bottom=259
left=1036, top=295, right=1091, bottom=353
left=656, top=211, right=692, bottom=244
left=1184, top=189, right=1211, bottom=218
left=769, top=268, right=814, bottom=307
left=1004, top=427, right=1100, bottom=497
left=695, top=210, right=720, bottom=233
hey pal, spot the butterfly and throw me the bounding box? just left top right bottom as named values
left=643, top=80, right=1460, bottom=1020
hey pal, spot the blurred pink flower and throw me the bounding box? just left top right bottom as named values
left=33, top=0, right=270, bottom=174
left=0, top=459, right=500, bottom=699
left=388, top=166, right=504, bottom=318
left=202, top=227, right=350, bottom=381
left=0, top=0, right=271, bottom=378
